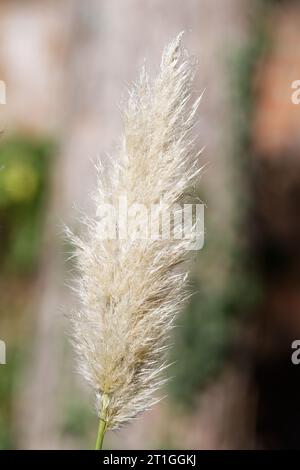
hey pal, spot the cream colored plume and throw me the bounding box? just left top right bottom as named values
left=69, top=32, right=203, bottom=431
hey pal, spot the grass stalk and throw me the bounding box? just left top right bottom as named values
left=95, top=392, right=109, bottom=450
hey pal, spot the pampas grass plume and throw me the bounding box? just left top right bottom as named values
left=68, top=32, right=203, bottom=446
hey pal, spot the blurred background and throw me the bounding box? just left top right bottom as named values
left=0, top=0, right=300, bottom=450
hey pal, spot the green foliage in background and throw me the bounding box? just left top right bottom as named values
left=171, top=267, right=262, bottom=406
left=63, top=399, right=95, bottom=439
left=0, top=135, right=54, bottom=448
left=0, top=347, right=22, bottom=449
left=0, top=135, right=54, bottom=274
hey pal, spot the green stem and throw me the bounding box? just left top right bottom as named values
left=95, top=418, right=107, bottom=450
left=95, top=392, right=109, bottom=450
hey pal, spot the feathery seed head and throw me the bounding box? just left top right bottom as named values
left=69, top=33, right=203, bottom=429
